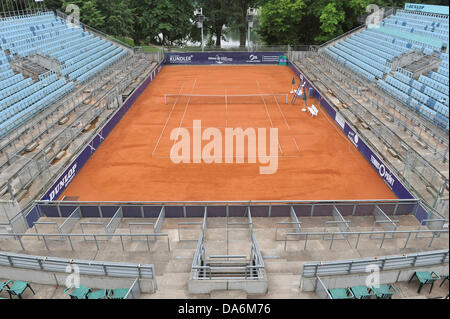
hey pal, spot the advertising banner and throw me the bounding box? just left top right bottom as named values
left=164, top=52, right=285, bottom=65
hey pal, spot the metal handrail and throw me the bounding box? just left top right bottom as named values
left=0, top=250, right=155, bottom=279
left=303, top=249, right=449, bottom=278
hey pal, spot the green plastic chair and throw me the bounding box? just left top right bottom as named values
left=349, top=286, right=373, bottom=299
left=6, top=281, right=35, bottom=299
left=439, top=275, right=449, bottom=288
left=369, top=284, right=398, bottom=299
left=87, top=289, right=107, bottom=299
left=0, top=281, right=12, bottom=295
left=328, top=288, right=354, bottom=299
left=409, top=271, right=441, bottom=294
left=107, top=288, right=130, bottom=299
left=64, top=285, right=91, bottom=299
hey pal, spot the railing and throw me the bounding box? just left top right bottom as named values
left=0, top=232, right=171, bottom=252
left=163, top=45, right=289, bottom=53
left=124, top=278, right=141, bottom=299
left=319, top=24, right=366, bottom=49
left=315, top=276, right=332, bottom=299
left=191, top=207, right=265, bottom=281
left=55, top=10, right=133, bottom=51
left=282, top=229, right=448, bottom=251
left=0, top=251, right=156, bottom=279
left=302, top=249, right=449, bottom=278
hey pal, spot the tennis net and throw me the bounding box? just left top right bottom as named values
left=164, top=94, right=289, bottom=105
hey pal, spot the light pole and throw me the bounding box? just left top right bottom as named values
left=195, top=8, right=205, bottom=52
left=247, top=8, right=256, bottom=52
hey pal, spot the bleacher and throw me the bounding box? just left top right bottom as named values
left=323, top=7, right=449, bottom=131
left=0, top=11, right=128, bottom=138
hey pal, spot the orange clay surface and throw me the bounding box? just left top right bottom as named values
left=61, top=65, right=396, bottom=202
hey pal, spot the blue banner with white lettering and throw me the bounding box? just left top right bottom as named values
left=164, top=52, right=285, bottom=65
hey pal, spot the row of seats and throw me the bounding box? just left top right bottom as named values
left=326, top=9, right=449, bottom=132
left=0, top=75, right=58, bottom=112
left=340, top=40, right=388, bottom=65
left=347, top=37, right=395, bottom=61
left=395, top=11, right=449, bottom=27
left=328, top=45, right=384, bottom=78
left=354, top=33, right=406, bottom=58
left=387, top=74, right=449, bottom=116
left=324, top=48, right=375, bottom=82
left=62, top=42, right=112, bottom=73
left=365, top=29, right=412, bottom=51
left=377, top=79, right=448, bottom=130
left=0, top=12, right=128, bottom=138
left=335, top=42, right=391, bottom=73
left=69, top=47, right=123, bottom=81
left=383, top=19, right=449, bottom=42
left=63, top=44, right=116, bottom=77
left=78, top=50, right=128, bottom=84
left=0, top=73, right=24, bottom=91
left=386, top=17, right=449, bottom=34
left=429, top=71, right=449, bottom=86
left=0, top=80, right=75, bottom=137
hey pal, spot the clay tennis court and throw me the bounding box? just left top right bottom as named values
left=60, top=65, right=396, bottom=202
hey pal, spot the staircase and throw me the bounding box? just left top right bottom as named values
left=10, top=56, right=49, bottom=81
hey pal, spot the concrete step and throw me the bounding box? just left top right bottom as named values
left=210, top=290, right=247, bottom=299
left=263, top=260, right=303, bottom=275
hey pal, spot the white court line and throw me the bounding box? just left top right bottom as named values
left=152, top=84, right=185, bottom=156
left=264, top=83, right=301, bottom=154
left=225, top=88, right=228, bottom=128
left=172, top=78, right=198, bottom=148
left=266, top=85, right=291, bottom=131
left=256, top=80, right=284, bottom=155
left=292, top=137, right=301, bottom=153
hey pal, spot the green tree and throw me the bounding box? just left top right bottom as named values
left=96, top=0, right=135, bottom=37
left=130, top=0, right=193, bottom=46
left=43, top=0, right=63, bottom=11
left=314, top=0, right=346, bottom=43
left=196, top=0, right=238, bottom=48
left=62, top=0, right=105, bottom=30
left=232, top=0, right=262, bottom=47
left=258, top=0, right=306, bottom=45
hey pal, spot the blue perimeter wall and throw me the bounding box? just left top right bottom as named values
left=26, top=53, right=425, bottom=227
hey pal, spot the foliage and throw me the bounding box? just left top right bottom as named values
left=37, top=0, right=450, bottom=46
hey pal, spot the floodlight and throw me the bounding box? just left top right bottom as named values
left=248, top=8, right=256, bottom=15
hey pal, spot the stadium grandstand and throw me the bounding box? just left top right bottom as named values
left=0, top=1, right=448, bottom=303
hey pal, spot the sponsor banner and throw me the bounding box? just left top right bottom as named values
left=165, top=52, right=285, bottom=65
left=38, top=64, right=164, bottom=215
left=404, top=3, right=448, bottom=15
left=288, top=62, right=415, bottom=203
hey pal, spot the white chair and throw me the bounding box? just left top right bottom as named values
left=308, top=104, right=319, bottom=117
